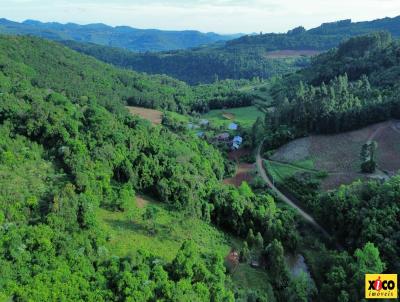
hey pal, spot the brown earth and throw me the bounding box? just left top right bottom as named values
left=135, top=195, right=150, bottom=208
left=228, top=148, right=251, bottom=161
left=222, top=112, right=235, bottom=120
left=224, top=163, right=255, bottom=187
left=126, top=106, right=163, bottom=125
left=271, top=120, right=400, bottom=190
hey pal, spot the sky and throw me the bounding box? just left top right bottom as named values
left=1, top=0, right=400, bottom=34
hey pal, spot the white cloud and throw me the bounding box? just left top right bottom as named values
left=1, top=0, right=399, bottom=33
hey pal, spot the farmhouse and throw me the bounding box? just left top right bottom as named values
left=232, top=135, right=243, bottom=150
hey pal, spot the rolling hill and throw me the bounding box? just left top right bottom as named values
left=0, top=18, right=241, bottom=52
left=62, top=15, right=400, bottom=84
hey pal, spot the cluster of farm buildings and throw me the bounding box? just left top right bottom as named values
left=188, top=119, right=243, bottom=150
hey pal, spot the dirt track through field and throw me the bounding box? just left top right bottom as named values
left=256, top=140, right=331, bottom=239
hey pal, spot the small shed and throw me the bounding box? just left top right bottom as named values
left=228, top=123, right=238, bottom=130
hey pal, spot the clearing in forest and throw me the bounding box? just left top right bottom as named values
left=97, top=195, right=231, bottom=261
left=126, top=106, right=163, bottom=124
left=97, top=194, right=274, bottom=297
left=270, top=120, right=400, bottom=189
left=202, top=106, right=264, bottom=129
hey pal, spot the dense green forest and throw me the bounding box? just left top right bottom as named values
left=0, top=18, right=241, bottom=52
left=62, top=16, right=400, bottom=84
left=256, top=31, right=400, bottom=301
left=1, top=28, right=399, bottom=302
left=229, top=16, right=400, bottom=50
left=0, top=35, right=255, bottom=114
left=0, top=35, right=308, bottom=301
left=62, top=39, right=307, bottom=85
left=266, top=32, right=400, bottom=136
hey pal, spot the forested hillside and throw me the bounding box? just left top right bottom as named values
left=266, top=32, right=400, bottom=136
left=1, top=27, right=398, bottom=302
left=63, top=38, right=308, bottom=84
left=0, top=18, right=241, bottom=52
left=63, top=16, right=400, bottom=84
left=0, top=35, right=254, bottom=113
left=0, top=34, right=307, bottom=301
left=255, top=31, right=400, bottom=302
left=229, top=16, right=400, bottom=50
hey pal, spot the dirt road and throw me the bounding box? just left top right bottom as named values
left=256, top=141, right=330, bottom=238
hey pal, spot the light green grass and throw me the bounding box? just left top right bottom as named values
left=202, top=106, right=264, bottom=129
left=265, top=159, right=317, bottom=183
left=165, top=111, right=190, bottom=123
left=97, top=196, right=275, bottom=299
left=232, top=264, right=275, bottom=299
left=97, top=196, right=233, bottom=261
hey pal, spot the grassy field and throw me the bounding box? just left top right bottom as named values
left=97, top=195, right=233, bottom=261
left=264, top=159, right=317, bottom=183
left=97, top=195, right=275, bottom=298
left=202, top=106, right=265, bottom=129
left=231, top=264, right=275, bottom=299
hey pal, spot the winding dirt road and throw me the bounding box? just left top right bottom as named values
left=256, top=141, right=331, bottom=238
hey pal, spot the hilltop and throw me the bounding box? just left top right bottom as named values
left=0, top=18, right=241, bottom=52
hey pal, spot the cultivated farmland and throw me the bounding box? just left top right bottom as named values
left=270, top=120, right=400, bottom=189
left=126, top=106, right=163, bottom=124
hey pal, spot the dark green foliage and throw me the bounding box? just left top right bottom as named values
left=63, top=16, right=400, bottom=84
left=0, top=34, right=257, bottom=115
left=317, top=242, right=385, bottom=302
left=304, top=177, right=400, bottom=274
left=229, top=17, right=400, bottom=51
left=360, top=160, right=376, bottom=173
left=360, top=141, right=378, bottom=173
left=268, top=33, right=400, bottom=135
left=0, top=18, right=239, bottom=52
left=264, top=239, right=290, bottom=290
left=0, top=34, right=301, bottom=300
left=0, top=34, right=200, bottom=113
left=63, top=39, right=307, bottom=84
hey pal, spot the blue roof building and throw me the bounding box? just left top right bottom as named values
left=228, top=123, right=238, bottom=130
left=232, top=136, right=243, bottom=150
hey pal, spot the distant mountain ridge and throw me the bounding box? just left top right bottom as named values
left=60, top=15, right=400, bottom=84
left=0, top=18, right=242, bottom=52
left=227, top=16, right=400, bottom=50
